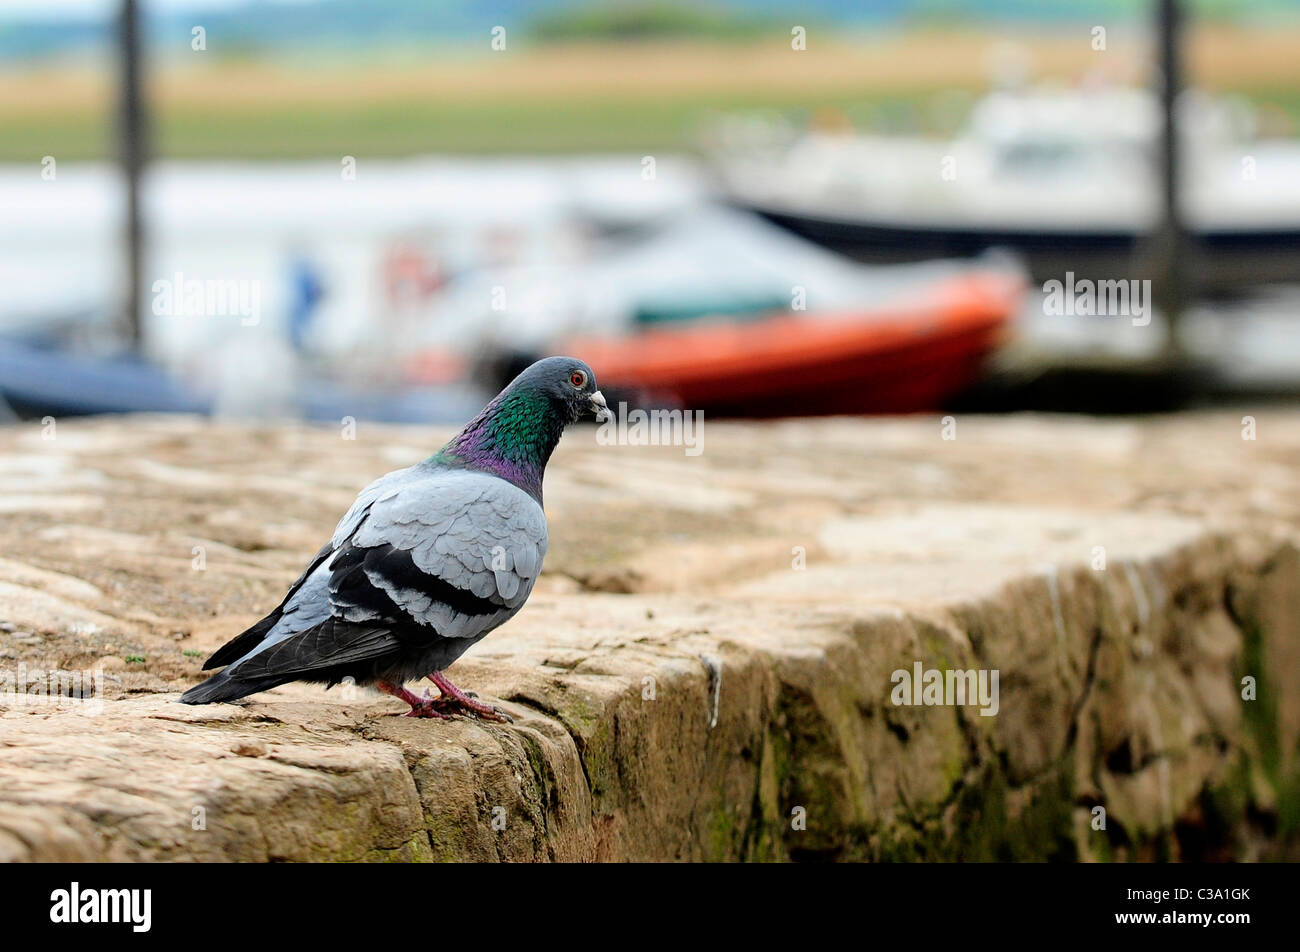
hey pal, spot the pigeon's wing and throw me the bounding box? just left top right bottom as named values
left=218, top=466, right=547, bottom=680
left=338, top=466, right=548, bottom=638
left=217, top=618, right=397, bottom=680
left=200, top=466, right=423, bottom=671
left=199, top=539, right=333, bottom=670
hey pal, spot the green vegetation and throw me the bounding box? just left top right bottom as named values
left=5, top=83, right=1296, bottom=162
left=0, top=90, right=923, bottom=162
left=3, top=22, right=1298, bottom=162
left=529, top=1, right=788, bottom=42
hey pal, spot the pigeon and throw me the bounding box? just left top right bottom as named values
left=179, top=356, right=611, bottom=721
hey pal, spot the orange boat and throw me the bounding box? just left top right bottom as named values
left=564, top=269, right=1023, bottom=417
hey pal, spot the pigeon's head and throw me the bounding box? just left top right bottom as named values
left=512, top=355, right=611, bottom=426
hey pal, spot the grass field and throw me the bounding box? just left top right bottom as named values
left=2, top=27, right=1298, bottom=160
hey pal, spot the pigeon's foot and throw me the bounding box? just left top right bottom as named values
left=404, top=700, right=454, bottom=720
left=427, top=670, right=514, bottom=724
left=376, top=680, right=452, bottom=720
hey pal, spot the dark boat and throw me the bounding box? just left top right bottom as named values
left=736, top=204, right=1300, bottom=292
left=0, top=337, right=482, bottom=424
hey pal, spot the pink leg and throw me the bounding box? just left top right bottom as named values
left=427, top=670, right=514, bottom=723
left=376, top=679, right=450, bottom=719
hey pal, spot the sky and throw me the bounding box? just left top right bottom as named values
left=0, top=0, right=308, bottom=20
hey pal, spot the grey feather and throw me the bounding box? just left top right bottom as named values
left=221, top=464, right=546, bottom=676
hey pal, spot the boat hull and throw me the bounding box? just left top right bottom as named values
left=566, top=271, right=1022, bottom=417
left=738, top=202, right=1300, bottom=293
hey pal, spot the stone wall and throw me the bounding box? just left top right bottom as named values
left=1, top=412, right=1297, bottom=861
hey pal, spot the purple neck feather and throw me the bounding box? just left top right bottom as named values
left=432, top=389, right=563, bottom=502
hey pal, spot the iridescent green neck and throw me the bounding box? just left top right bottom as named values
left=431, top=389, right=563, bottom=501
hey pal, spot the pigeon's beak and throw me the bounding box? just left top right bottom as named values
left=589, top=390, right=613, bottom=423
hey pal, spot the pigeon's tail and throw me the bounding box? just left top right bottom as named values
left=178, top=668, right=288, bottom=705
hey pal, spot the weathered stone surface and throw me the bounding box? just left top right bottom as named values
left=0, top=411, right=1297, bottom=861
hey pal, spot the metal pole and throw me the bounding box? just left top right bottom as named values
left=119, top=0, right=147, bottom=347
left=1155, top=0, right=1186, bottom=364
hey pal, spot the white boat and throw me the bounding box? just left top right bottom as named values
left=714, top=84, right=1300, bottom=290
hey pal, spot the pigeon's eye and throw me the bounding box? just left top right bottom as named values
left=570, top=370, right=587, bottom=389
